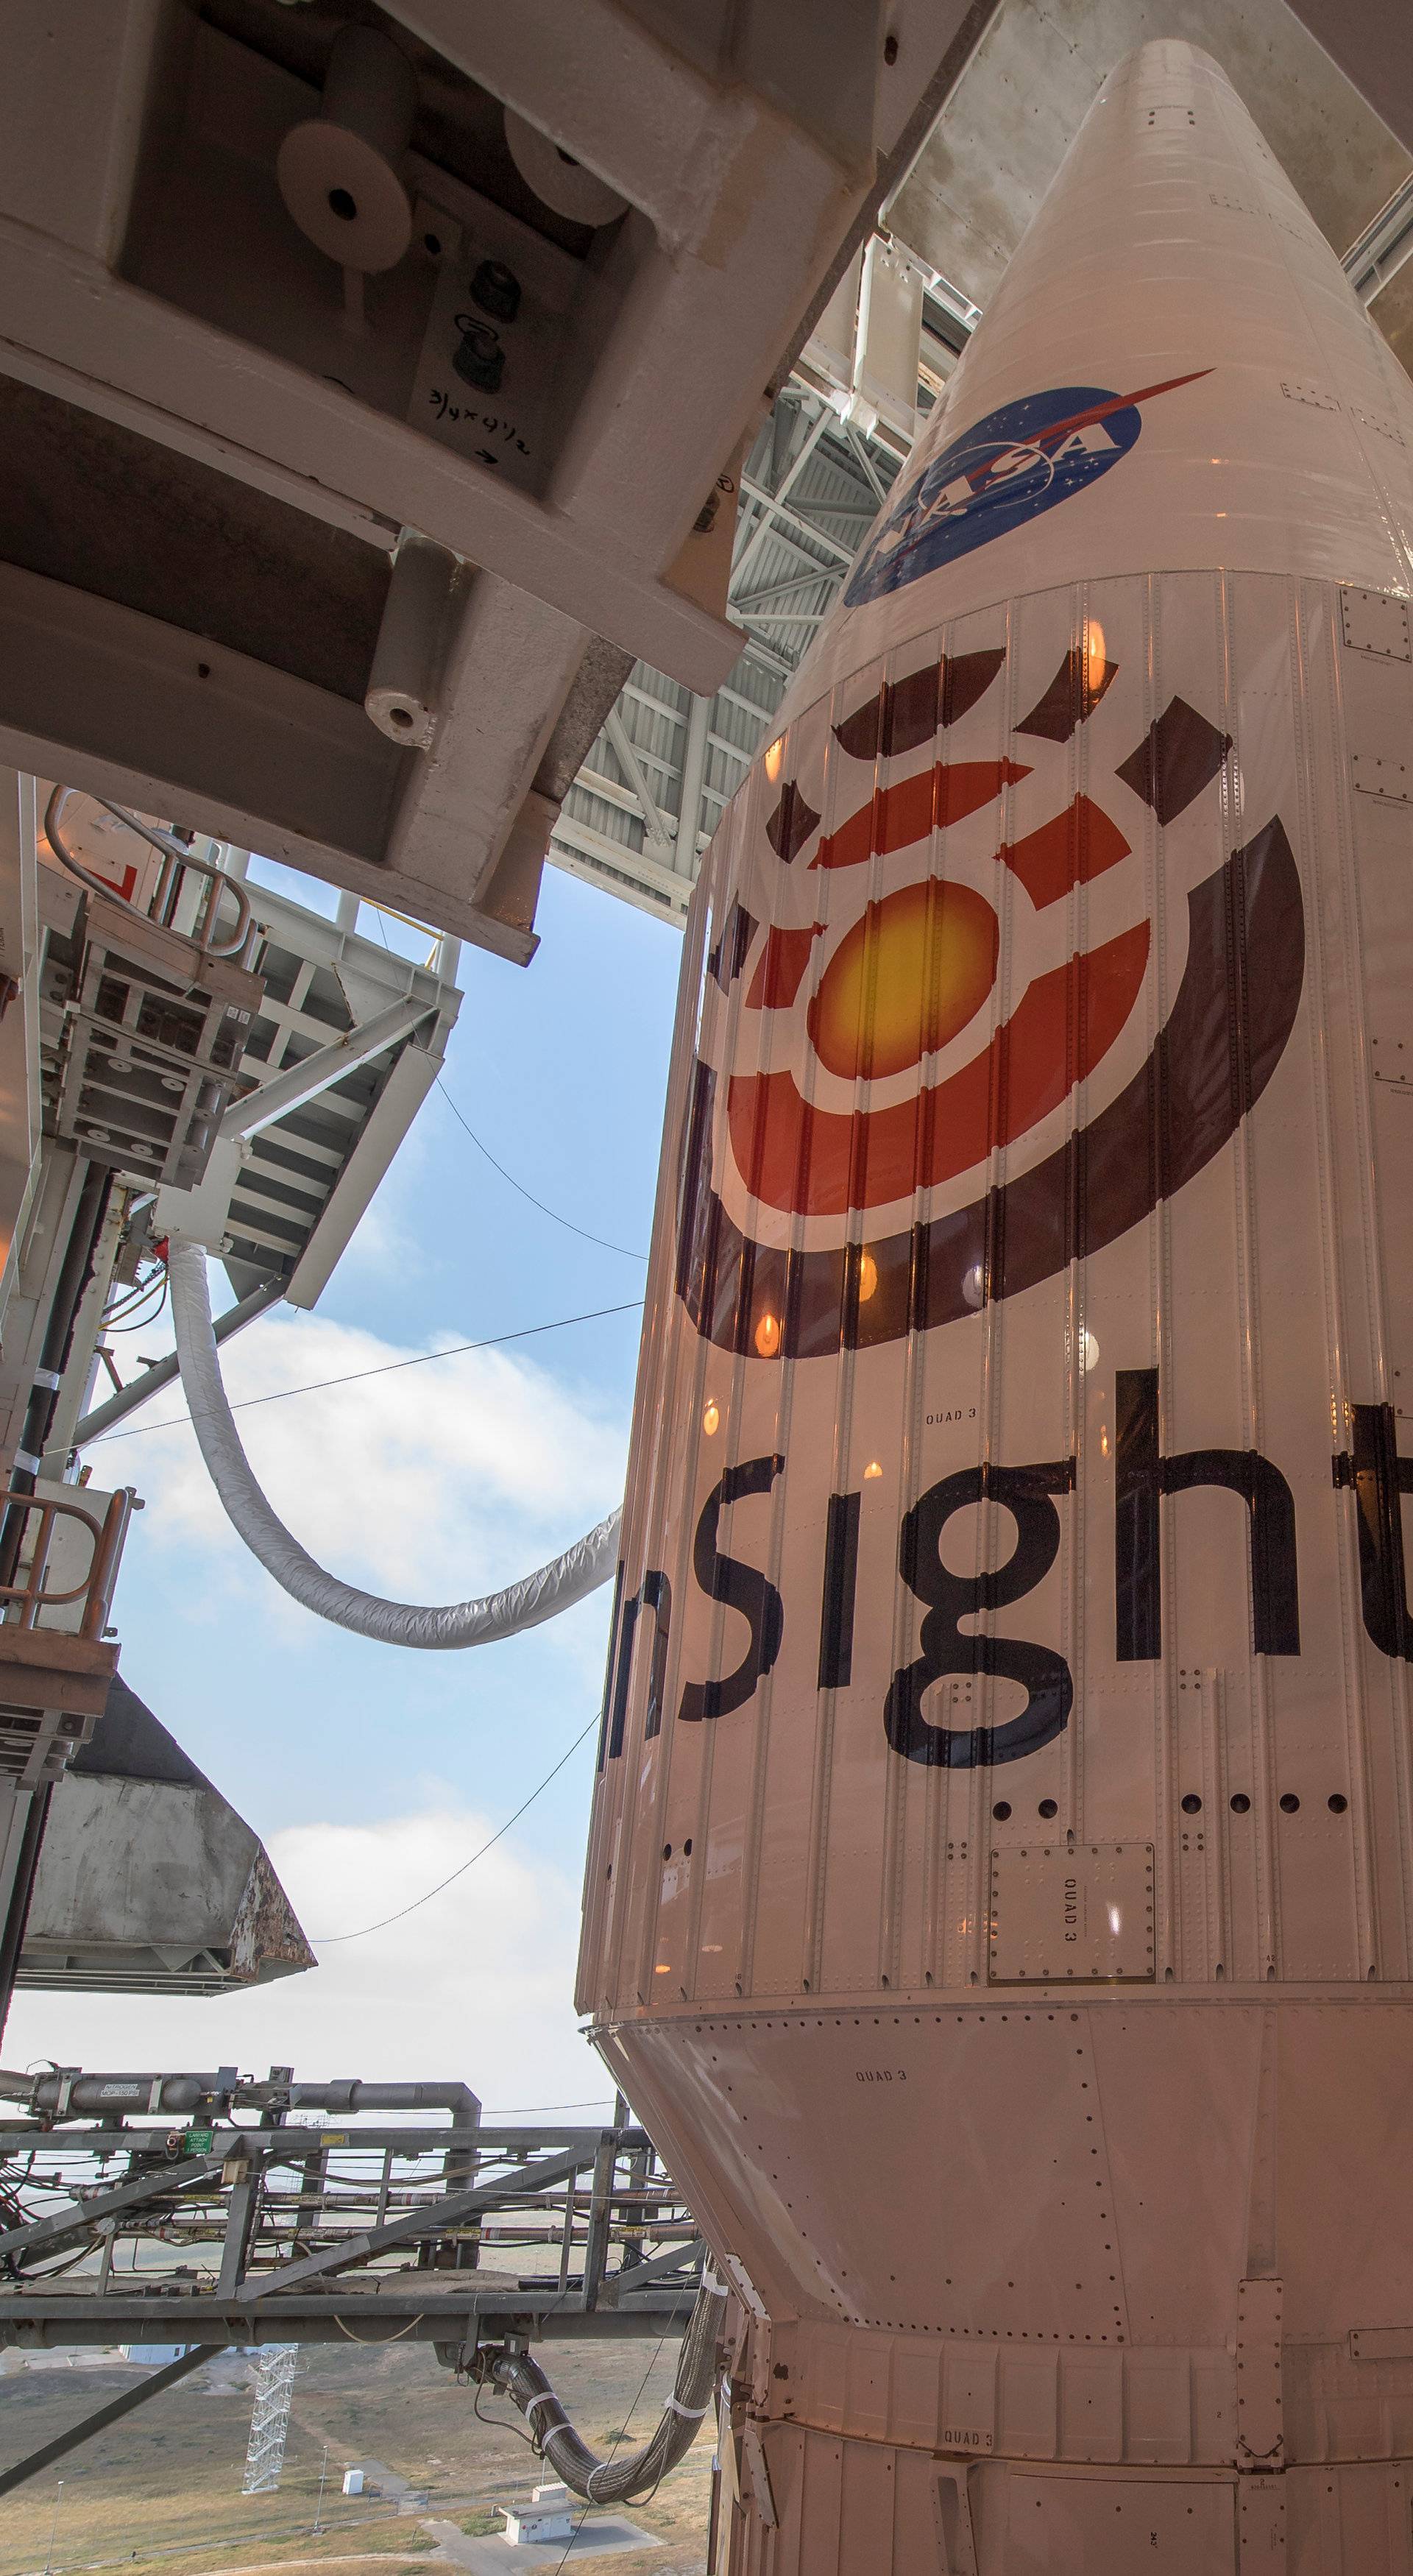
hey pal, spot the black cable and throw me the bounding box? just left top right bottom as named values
left=105, top=1279, right=170, bottom=1334
left=102, top=1276, right=164, bottom=1326
left=358, top=899, right=647, bottom=1263
left=310, top=1713, right=599, bottom=1942
left=475, top=2382, right=538, bottom=2451
left=485, top=2098, right=617, bottom=2115
left=436, top=1080, right=648, bottom=1264
left=88, top=1301, right=642, bottom=1446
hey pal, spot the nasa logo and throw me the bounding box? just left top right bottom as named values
left=677, top=612, right=1306, bottom=1362
left=845, top=374, right=1209, bottom=606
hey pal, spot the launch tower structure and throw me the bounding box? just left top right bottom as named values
left=581, top=40, right=1413, bottom=2575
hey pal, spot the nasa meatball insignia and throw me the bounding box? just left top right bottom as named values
left=845, top=372, right=1210, bottom=606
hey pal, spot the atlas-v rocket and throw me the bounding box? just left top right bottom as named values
left=578, top=39, right=1413, bottom=2572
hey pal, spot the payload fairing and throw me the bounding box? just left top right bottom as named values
left=580, top=41, right=1413, bottom=2573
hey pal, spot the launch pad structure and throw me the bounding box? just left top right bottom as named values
left=0, top=2076, right=703, bottom=2499
left=2, top=3, right=1413, bottom=2574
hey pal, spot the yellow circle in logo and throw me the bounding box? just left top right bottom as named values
left=808, top=880, right=999, bottom=1082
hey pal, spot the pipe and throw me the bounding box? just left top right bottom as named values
left=167, top=1237, right=620, bottom=1650
left=487, top=2270, right=727, bottom=2505
left=6, top=1162, right=111, bottom=1497
left=0, top=2070, right=481, bottom=2119
left=2, top=2073, right=207, bottom=2116
left=289, top=2080, right=479, bottom=2119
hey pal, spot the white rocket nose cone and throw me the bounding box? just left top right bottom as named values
left=786, top=38, right=1413, bottom=731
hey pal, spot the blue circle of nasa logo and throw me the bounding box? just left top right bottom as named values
left=846, top=381, right=1147, bottom=606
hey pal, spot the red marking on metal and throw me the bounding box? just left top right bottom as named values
left=812, top=760, right=1032, bottom=872
left=999, top=796, right=1132, bottom=909
left=746, top=923, right=825, bottom=1011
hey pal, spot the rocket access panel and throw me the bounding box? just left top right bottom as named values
left=579, top=38, right=1413, bottom=2576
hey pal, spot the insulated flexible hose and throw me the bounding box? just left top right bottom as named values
left=168, top=1239, right=620, bottom=1649
left=488, top=2271, right=726, bottom=2505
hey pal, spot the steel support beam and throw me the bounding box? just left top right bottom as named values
left=238, top=2143, right=587, bottom=2299
left=74, top=1280, right=283, bottom=1444
left=218, top=996, right=436, bottom=1144
left=729, top=406, right=835, bottom=597
left=0, top=2297, right=693, bottom=2347
left=674, top=692, right=715, bottom=872
left=603, top=708, right=674, bottom=854
left=0, top=2343, right=222, bottom=2496
left=604, top=2237, right=706, bottom=2305
left=1345, top=171, right=1413, bottom=302
left=0, top=2151, right=227, bottom=2262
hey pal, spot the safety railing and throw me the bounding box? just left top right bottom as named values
left=45, top=785, right=256, bottom=962
left=0, top=1487, right=130, bottom=1641
left=0, top=2098, right=704, bottom=2347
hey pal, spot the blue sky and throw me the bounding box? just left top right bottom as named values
left=7, top=861, right=684, bottom=2107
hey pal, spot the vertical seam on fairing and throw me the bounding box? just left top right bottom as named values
left=1327, top=587, right=1413, bottom=1975
left=1291, top=576, right=1377, bottom=1975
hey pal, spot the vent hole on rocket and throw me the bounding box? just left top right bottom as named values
left=683, top=1838, right=693, bottom=1854
left=662, top=1844, right=673, bottom=1859
left=1230, top=1794, right=1251, bottom=1814
left=1279, top=1794, right=1300, bottom=1814
left=1038, top=1799, right=1058, bottom=1819
left=1328, top=1794, right=1348, bottom=1813
left=1180, top=1794, right=1202, bottom=1814
left=992, top=1800, right=1011, bottom=1821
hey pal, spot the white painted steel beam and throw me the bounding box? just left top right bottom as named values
left=1345, top=172, right=1413, bottom=302
left=217, top=997, right=436, bottom=1144
left=0, top=0, right=991, bottom=956
left=603, top=708, right=675, bottom=854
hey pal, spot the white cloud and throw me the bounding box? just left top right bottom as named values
left=6, top=1803, right=617, bottom=2117
left=93, top=1303, right=626, bottom=1617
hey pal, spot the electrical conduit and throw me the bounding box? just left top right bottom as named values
left=487, top=2270, right=727, bottom=2505
left=167, top=1239, right=620, bottom=1649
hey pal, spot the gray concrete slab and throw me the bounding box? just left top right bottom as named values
left=347, top=2456, right=429, bottom=2511
left=422, top=2513, right=662, bottom=2569
left=892, top=0, right=1411, bottom=309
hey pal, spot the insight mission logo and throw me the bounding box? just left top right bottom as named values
left=676, top=600, right=1304, bottom=1362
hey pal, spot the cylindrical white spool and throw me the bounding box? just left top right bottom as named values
left=503, top=109, right=628, bottom=228
left=277, top=24, right=417, bottom=274
left=364, top=534, right=458, bottom=749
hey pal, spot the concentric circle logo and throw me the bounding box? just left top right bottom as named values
left=676, top=611, right=1304, bottom=1359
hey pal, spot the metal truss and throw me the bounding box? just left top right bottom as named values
left=1345, top=170, right=1413, bottom=305
left=548, top=264, right=976, bottom=928
left=0, top=2095, right=702, bottom=2368
left=241, top=2343, right=299, bottom=2494
left=546, top=375, right=907, bottom=928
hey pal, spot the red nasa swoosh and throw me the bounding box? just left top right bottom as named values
left=1002, top=369, right=1212, bottom=458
